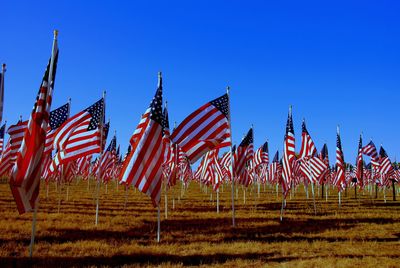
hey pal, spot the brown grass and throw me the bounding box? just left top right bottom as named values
left=0, top=179, right=399, bottom=267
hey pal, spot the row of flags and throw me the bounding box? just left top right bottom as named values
left=1, top=32, right=399, bottom=215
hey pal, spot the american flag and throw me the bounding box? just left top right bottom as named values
left=76, top=155, right=92, bottom=180
left=355, top=135, right=363, bottom=186
left=0, top=123, right=6, bottom=155
left=269, top=151, right=281, bottom=184
left=195, top=148, right=223, bottom=191
left=171, top=93, right=231, bottom=164
left=362, top=140, right=379, bottom=171
left=254, top=141, right=269, bottom=167
left=298, top=120, right=327, bottom=183
left=100, top=135, right=117, bottom=182
left=49, top=98, right=105, bottom=172
left=119, top=73, right=164, bottom=206
left=10, top=35, right=59, bottom=214
left=0, top=120, right=29, bottom=177
left=44, top=102, right=70, bottom=154
left=298, top=120, right=317, bottom=159
left=0, top=64, right=5, bottom=123
left=281, top=107, right=295, bottom=196
left=378, top=146, right=394, bottom=186
left=318, top=143, right=330, bottom=184
left=234, top=128, right=254, bottom=181
left=333, top=127, right=346, bottom=191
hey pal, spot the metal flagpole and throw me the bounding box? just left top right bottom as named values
left=164, top=101, right=168, bottom=220
left=157, top=203, right=161, bottom=242
left=0, top=63, right=6, bottom=124
left=227, top=86, right=235, bottom=227
left=95, top=91, right=106, bottom=226
left=29, top=200, right=38, bottom=258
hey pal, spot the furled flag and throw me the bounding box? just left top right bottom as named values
left=10, top=33, right=59, bottom=214
left=234, top=128, right=254, bottom=186
left=49, top=98, right=105, bottom=172
left=170, top=93, right=231, bottom=164
left=281, top=106, right=295, bottom=196
left=254, top=141, right=269, bottom=182
left=333, top=127, right=346, bottom=191
left=0, top=123, right=6, bottom=155
left=44, top=102, right=70, bottom=154
left=0, top=64, right=5, bottom=123
left=119, top=73, right=164, bottom=206
left=355, top=135, right=364, bottom=187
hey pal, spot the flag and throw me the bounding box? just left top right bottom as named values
left=0, top=120, right=29, bottom=177
left=355, top=135, right=363, bottom=186
left=378, top=146, right=394, bottom=186
left=234, top=128, right=254, bottom=186
left=281, top=107, right=295, bottom=196
left=44, top=102, right=70, bottom=154
left=119, top=73, right=164, bottom=206
left=254, top=141, right=269, bottom=167
left=171, top=93, right=231, bottom=164
left=333, top=127, right=346, bottom=191
left=269, top=151, right=282, bottom=184
left=0, top=123, right=6, bottom=155
left=10, top=35, right=59, bottom=214
left=100, top=134, right=117, bottom=182
left=298, top=120, right=317, bottom=159
left=49, top=98, right=105, bottom=172
left=318, top=144, right=330, bottom=184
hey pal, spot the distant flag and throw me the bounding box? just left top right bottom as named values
left=100, top=134, right=117, bottom=182
left=281, top=106, right=295, bottom=196
left=269, top=151, right=281, bottom=184
left=378, top=146, right=394, bottom=186
left=119, top=73, right=164, bottom=206
left=355, top=135, right=363, bottom=186
left=254, top=141, right=269, bottom=168
left=49, top=98, right=105, bottom=172
left=10, top=32, right=59, bottom=214
left=299, top=120, right=317, bottom=159
left=362, top=140, right=379, bottom=170
left=234, top=128, right=254, bottom=186
left=319, top=144, right=330, bottom=184
left=171, top=93, right=231, bottom=164
left=333, top=127, right=346, bottom=191
left=44, top=102, right=70, bottom=154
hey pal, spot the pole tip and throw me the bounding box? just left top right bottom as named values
left=158, top=71, right=162, bottom=78
left=53, top=30, right=59, bottom=38
left=2, top=63, right=6, bottom=71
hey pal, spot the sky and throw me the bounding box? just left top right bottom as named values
left=1, top=0, right=400, bottom=164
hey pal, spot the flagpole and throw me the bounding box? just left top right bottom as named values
left=0, top=63, right=6, bottom=124
left=157, top=203, right=161, bottom=242
left=28, top=200, right=38, bottom=258
left=95, top=90, right=106, bottom=226
left=227, top=86, right=235, bottom=227
left=164, top=101, right=168, bottom=219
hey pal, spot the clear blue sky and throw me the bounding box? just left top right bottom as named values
left=2, top=1, right=400, bottom=164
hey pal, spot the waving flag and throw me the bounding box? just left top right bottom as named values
left=171, top=93, right=231, bottom=164
left=44, top=102, right=70, bottom=154
left=0, top=123, right=6, bottom=155
left=378, top=146, right=394, bottom=186
left=234, top=128, right=254, bottom=186
left=49, top=98, right=105, bottom=172
left=355, top=135, right=364, bottom=186
left=100, top=134, right=117, bottom=182
left=10, top=33, right=59, bottom=214
left=119, top=73, right=164, bottom=206
left=333, top=127, right=346, bottom=191
left=282, top=107, right=295, bottom=196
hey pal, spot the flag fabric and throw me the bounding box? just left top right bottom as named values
left=44, top=102, right=70, bottom=154
left=76, top=155, right=92, bottom=180
left=378, top=146, right=394, bottom=186
left=318, top=144, right=330, bottom=184
left=269, top=151, right=282, bottom=184
left=9, top=39, right=59, bottom=214
left=254, top=141, right=269, bottom=182
left=0, top=123, right=6, bottom=155
left=333, top=128, right=346, bottom=191
left=355, top=135, right=364, bottom=186
left=0, top=120, right=29, bottom=177
left=362, top=141, right=378, bottom=160
left=298, top=120, right=317, bottom=159
left=170, top=93, right=231, bottom=164
left=100, top=135, right=117, bottom=183
left=119, top=74, right=164, bottom=206
left=234, top=128, right=254, bottom=186
left=49, top=98, right=105, bottom=172
left=281, top=108, right=295, bottom=196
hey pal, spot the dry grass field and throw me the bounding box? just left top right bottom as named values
left=0, top=179, right=399, bottom=267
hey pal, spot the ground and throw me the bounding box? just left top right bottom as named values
left=0, top=179, right=399, bottom=267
